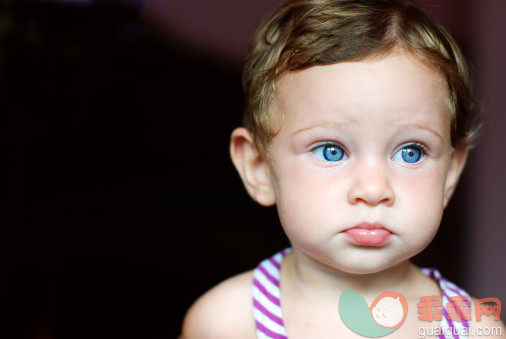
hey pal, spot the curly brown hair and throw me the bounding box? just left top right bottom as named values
left=242, top=0, right=478, bottom=153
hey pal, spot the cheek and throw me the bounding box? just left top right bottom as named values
left=274, top=158, right=343, bottom=205
left=272, top=160, right=335, bottom=230
left=397, top=162, right=448, bottom=203
left=396, top=168, right=447, bottom=240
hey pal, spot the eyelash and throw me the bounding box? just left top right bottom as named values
left=395, top=142, right=430, bottom=157
left=393, top=142, right=431, bottom=164
left=309, top=141, right=345, bottom=152
left=308, top=141, right=430, bottom=162
left=309, top=141, right=348, bottom=162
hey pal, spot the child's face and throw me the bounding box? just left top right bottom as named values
left=264, top=52, right=466, bottom=274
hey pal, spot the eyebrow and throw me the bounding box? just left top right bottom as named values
left=399, top=123, right=444, bottom=142
left=290, top=121, right=445, bottom=142
left=290, top=121, right=348, bottom=137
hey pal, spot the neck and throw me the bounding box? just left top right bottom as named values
left=284, top=249, right=414, bottom=302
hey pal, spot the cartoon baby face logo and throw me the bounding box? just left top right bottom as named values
left=370, top=291, right=408, bottom=329
left=339, top=290, right=408, bottom=337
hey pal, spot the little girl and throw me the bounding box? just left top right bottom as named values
left=182, top=0, right=505, bottom=338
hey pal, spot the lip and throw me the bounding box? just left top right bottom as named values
left=342, top=222, right=393, bottom=247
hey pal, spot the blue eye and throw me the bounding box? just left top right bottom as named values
left=312, top=144, right=345, bottom=162
left=393, top=144, right=425, bottom=164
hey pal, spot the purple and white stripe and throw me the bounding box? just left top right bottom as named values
left=252, top=249, right=291, bottom=339
left=252, top=250, right=470, bottom=339
left=420, top=268, right=471, bottom=339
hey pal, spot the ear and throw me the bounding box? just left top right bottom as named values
left=443, top=147, right=468, bottom=208
left=230, top=128, right=276, bottom=206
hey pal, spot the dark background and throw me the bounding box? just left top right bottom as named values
left=0, top=0, right=504, bottom=338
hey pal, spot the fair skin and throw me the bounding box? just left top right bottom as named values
left=181, top=51, right=505, bottom=338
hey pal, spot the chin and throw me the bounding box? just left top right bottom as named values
left=341, top=265, right=393, bottom=275
left=334, top=256, right=409, bottom=275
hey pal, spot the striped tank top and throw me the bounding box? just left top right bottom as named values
left=252, top=248, right=471, bottom=339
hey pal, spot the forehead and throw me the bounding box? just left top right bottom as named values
left=271, top=52, right=450, bottom=131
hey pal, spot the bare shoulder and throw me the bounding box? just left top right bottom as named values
left=180, top=270, right=256, bottom=339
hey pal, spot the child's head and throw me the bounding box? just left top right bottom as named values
left=231, top=0, right=474, bottom=274
left=242, top=0, right=478, bottom=154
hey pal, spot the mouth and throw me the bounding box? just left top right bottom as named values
left=342, top=222, right=393, bottom=247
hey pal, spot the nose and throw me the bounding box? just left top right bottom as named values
left=347, top=159, right=394, bottom=206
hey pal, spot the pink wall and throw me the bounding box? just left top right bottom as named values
left=466, top=0, right=506, bottom=304
left=142, top=0, right=286, bottom=65
left=426, top=0, right=506, bottom=303
left=415, top=0, right=506, bottom=303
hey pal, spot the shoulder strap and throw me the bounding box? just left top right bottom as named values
left=420, top=268, right=471, bottom=339
left=252, top=249, right=290, bottom=339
